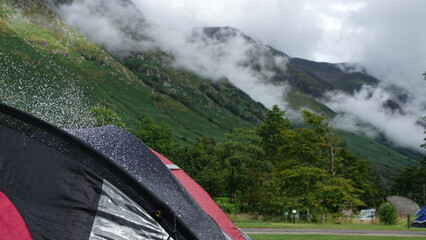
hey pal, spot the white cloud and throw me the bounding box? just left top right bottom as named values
left=325, top=86, right=425, bottom=151
left=51, top=0, right=425, bottom=150
left=53, top=0, right=149, bottom=56
left=131, top=0, right=426, bottom=150
left=131, top=0, right=426, bottom=93
left=149, top=26, right=290, bottom=109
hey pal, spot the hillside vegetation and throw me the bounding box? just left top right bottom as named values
left=0, top=0, right=264, bottom=142
left=0, top=0, right=422, bottom=187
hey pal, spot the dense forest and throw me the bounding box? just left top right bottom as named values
left=54, top=74, right=426, bottom=219
left=93, top=104, right=392, bottom=220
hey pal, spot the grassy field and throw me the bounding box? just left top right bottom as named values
left=248, top=234, right=424, bottom=240
left=233, top=218, right=426, bottom=232
left=237, top=218, right=426, bottom=239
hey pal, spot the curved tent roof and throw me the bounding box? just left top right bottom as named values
left=0, top=103, right=226, bottom=239
left=70, top=125, right=226, bottom=239
left=386, top=196, right=420, bottom=217
left=412, top=205, right=426, bottom=228
left=151, top=149, right=248, bottom=240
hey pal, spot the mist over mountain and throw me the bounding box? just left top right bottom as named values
left=1, top=0, right=424, bottom=188
left=47, top=0, right=425, bottom=152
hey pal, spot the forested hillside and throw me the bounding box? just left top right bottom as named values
left=0, top=0, right=424, bottom=214
left=0, top=0, right=265, bottom=142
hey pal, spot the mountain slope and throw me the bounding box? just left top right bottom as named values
left=0, top=0, right=422, bottom=184
left=290, top=58, right=380, bottom=94
left=0, top=0, right=264, bottom=142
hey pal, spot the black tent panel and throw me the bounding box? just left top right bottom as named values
left=0, top=103, right=191, bottom=239
left=71, top=126, right=227, bottom=239
left=0, top=103, right=227, bottom=239
left=0, top=116, right=102, bottom=240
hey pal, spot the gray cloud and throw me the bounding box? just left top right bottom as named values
left=325, top=86, right=425, bottom=151
left=52, top=0, right=425, bottom=151
left=152, top=27, right=291, bottom=109
left=132, top=0, right=426, bottom=93
left=54, top=0, right=291, bottom=109
left=53, top=0, right=149, bottom=57
left=131, top=0, right=426, bottom=151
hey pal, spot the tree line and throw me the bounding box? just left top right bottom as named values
left=91, top=105, right=388, bottom=220
left=91, top=73, right=426, bottom=218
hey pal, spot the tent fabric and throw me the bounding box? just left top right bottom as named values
left=411, top=205, right=426, bottom=228
left=89, top=180, right=170, bottom=240
left=0, top=119, right=103, bottom=239
left=0, top=103, right=225, bottom=239
left=386, top=196, right=420, bottom=217
left=151, top=149, right=248, bottom=240
left=70, top=125, right=227, bottom=240
left=0, top=190, right=33, bottom=240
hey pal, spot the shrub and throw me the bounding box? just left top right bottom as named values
left=378, top=202, right=398, bottom=225
left=91, top=106, right=125, bottom=128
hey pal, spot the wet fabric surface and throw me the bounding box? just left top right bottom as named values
left=71, top=126, right=226, bottom=240
left=89, top=180, right=171, bottom=240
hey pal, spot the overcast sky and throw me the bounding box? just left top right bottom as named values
left=129, top=0, right=426, bottom=150
left=133, top=0, right=426, bottom=95
left=53, top=0, right=425, bottom=151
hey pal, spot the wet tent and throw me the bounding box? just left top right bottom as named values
left=0, top=103, right=231, bottom=239
left=411, top=205, right=426, bottom=228
left=151, top=149, right=248, bottom=240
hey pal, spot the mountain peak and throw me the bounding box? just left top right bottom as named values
left=189, top=26, right=255, bottom=45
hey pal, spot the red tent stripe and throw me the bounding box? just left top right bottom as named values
left=0, top=190, right=33, bottom=240
left=151, top=149, right=245, bottom=240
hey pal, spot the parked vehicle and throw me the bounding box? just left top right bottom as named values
left=359, top=213, right=375, bottom=221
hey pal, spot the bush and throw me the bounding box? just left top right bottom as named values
left=378, top=202, right=398, bottom=225
left=214, top=198, right=252, bottom=214
left=91, top=106, right=125, bottom=128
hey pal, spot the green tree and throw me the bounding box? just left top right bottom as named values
left=91, top=106, right=125, bottom=128
left=133, top=116, right=173, bottom=155
left=170, top=137, right=223, bottom=196
left=256, top=105, right=291, bottom=162
left=278, top=111, right=341, bottom=173
left=378, top=202, right=398, bottom=225
left=276, top=111, right=369, bottom=215
left=278, top=166, right=364, bottom=217
left=339, top=146, right=386, bottom=207
left=391, top=166, right=423, bottom=205
left=302, top=110, right=340, bottom=176
left=214, top=129, right=265, bottom=204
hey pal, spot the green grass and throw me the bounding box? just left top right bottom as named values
left=234, top=220, right=426, bottom=232
left=248, top=234, right=423, bottom=240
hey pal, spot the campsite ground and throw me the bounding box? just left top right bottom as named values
left=247, top=234, right=425, bottom=240
left=234, top=220, right=426, bottom=231
left=233, top=218, right=426, bottom=239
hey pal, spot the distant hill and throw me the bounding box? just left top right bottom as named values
left=0, top=0, right=422, bottom=184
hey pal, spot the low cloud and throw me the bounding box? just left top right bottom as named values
left=53, top=0, right=291, bottom=109
left=150, top=26, right=290, bottom=108
left=50, top=0, right=425, bottom=151
left=324, top=86, right=425, bottom=151
left=51, top=0, right=149, bottom=57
